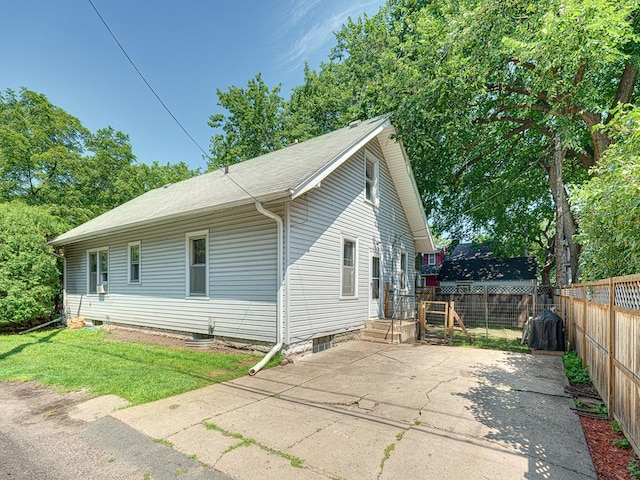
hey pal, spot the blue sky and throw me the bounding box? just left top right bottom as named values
left=1, top=1, right=384, bottom=170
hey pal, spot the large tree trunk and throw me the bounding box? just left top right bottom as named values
left=549, top=136, right=581, bottom=285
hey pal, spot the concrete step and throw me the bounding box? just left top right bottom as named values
left=361, top=320, right=418, bottom=343
left=361, top=328, right=403, bottom=343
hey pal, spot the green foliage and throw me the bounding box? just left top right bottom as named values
left=573, top=106, right=640, bottom=280
left=0, top=87, right=200, bottom=228
left=0, top=329, right=276, bottom=404
left=0, top=202, right=64, bottom=326
left=613, top=437, right=631, bottom=449
left=629, top=456, right=640, bottom=479
left=612, top=420, right=624, bottom=433
left=562, top=350, right=591, bottom=384
left=210, top=1, right=640, bottom=278
left=207, top=73, right=289, bottom=169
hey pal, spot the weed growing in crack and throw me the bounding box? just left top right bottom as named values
left=153, top=438, right=174, bottom=448
left=204, top=421, right=304, bottom=467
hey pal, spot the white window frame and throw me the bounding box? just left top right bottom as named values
left=428, top=253, right=436, bottom=265
left=127, top=241, right=141, bottom=284
left=400, top=251, right=408, bottom=291
left=86, top=247, right=109, bottom=294
left=340, top=235, right=358, bottom=299
left=364, top=149, right=379, bottom=206
left=185, top=230, right=209, bottom=298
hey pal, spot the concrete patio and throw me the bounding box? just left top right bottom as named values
left=112, top=341, right=596, bottom=479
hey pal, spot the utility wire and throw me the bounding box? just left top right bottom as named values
left=87, top=0, right=261, bottom=203
left=87, top=0, right=209, bottom=159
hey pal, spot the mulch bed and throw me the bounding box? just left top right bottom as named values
left=581, top=416, right=636, bottom=480
left=566, top=383, right=638, bottom=480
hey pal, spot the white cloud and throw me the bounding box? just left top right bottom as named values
left=281, top=0, right=383, bottom=73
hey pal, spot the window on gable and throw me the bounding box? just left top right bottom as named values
left=187, top=231, right=208, bottom=297
left=128, top=242, right=140, bottom=283
left=88, top=248, right=109, bottom=294
left=365, top=152, right=378, bottom=204
left=428, top=253, right=436, bottom=265
left=342, top=238, right=357, bottom=297
left=400, top=252, right=408, bottom=290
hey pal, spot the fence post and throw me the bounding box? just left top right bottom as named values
left=608, top=278, right=615, bottom=416
left=448, top=301, right=455, bottom=338
left=582, top=285, right=588, bottom=366
left=385, top=282, right=390, bottom=318
left=568, top=288, right=574, bottom=351
left=418, top=301, right=425, bottom=340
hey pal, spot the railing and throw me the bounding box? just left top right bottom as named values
left=555, top=274, right=640, bottom=456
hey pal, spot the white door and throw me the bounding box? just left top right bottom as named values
left=370, top=253, right=382, bottom=318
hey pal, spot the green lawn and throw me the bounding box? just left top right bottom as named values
left=0, top=328, right=277, bottom=405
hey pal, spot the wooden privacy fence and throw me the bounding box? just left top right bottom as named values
left=555, top=274, right=640, bottom=456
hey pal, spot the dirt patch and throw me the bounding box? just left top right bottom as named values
left=103, top=324, right=247, bottom=354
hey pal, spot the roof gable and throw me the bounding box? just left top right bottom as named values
left=51, top=115, right=434, bottom=251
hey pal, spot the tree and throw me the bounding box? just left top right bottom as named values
left=573, top=106, right=640, bottom=280
left=0, top=202, right=65, bottom=328
left=286, top=0, right=639, bottom=284
left=0, top=88, right=87, bottom=205
left=207, top=73, right=289, bottom=169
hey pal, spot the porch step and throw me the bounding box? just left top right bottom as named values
left=360, top=320, right=417, bottom=344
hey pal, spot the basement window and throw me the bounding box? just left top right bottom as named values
left=313, top=335, right=333, bottom=353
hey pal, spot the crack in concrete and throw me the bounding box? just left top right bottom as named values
left=417, top=376, right=459, bottom=416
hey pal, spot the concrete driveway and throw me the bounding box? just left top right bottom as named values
left=113, top=341, right=596, bottom=480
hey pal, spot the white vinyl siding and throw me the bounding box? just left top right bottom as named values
left=288, top=137, right=415, bottom=343
left=128, top=242, right=140, bottom=284
left=63, top=205, right=279, bottom=342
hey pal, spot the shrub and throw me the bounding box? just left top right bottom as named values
left=0, top=202, right=64, bottom=327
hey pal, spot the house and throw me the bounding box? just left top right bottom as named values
left=50, top=115, right=435, bottom=356
left=419, top=246, right=446, bottom=286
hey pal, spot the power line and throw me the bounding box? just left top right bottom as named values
left=87, top=0, right=262, bottom=204
left=87, top=0, right=209, bottom=159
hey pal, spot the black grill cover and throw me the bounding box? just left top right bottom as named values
left=528, top=309, right=564, bottom=351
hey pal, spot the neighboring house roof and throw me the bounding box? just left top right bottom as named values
left=448, top=242, right=493, bottom=261
left=421, top=264, right=442, bottom=276
left=438, top=257, right=537, bottom=282
left=51, top=115, right=434, bottom=251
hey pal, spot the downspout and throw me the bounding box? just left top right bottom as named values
left=249, top=201, right=284, bottom=375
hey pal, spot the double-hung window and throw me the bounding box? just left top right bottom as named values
left=128, top=242, right=141, bottom=283
left=428, top=253, right=436, bottom=266
left=364, top=151, right=378, bottom=205
left=88, top=248, right=109, bottom=294
left=341, top=237, right=357, bottom=297
left=186, top=230, right=209, bottom=297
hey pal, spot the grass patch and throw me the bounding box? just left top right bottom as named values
left=0, top=329, right=279, bottom=405
left=443, top=327, right=530, bottom=353
left=562, top=350, right=591, bottom=384
left=154, top=438, right=174, bottom=448
left=205, top=422, right=304, bottom=467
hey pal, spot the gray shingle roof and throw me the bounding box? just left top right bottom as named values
left=438, top=257, right=537, bottom=282
left=51, top=114, right=433, bottom=249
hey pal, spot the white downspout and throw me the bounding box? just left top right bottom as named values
left=249, top=201, right=284, bottom=375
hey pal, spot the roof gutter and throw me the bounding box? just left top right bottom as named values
left=249, top=201, right=284, bottom=375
